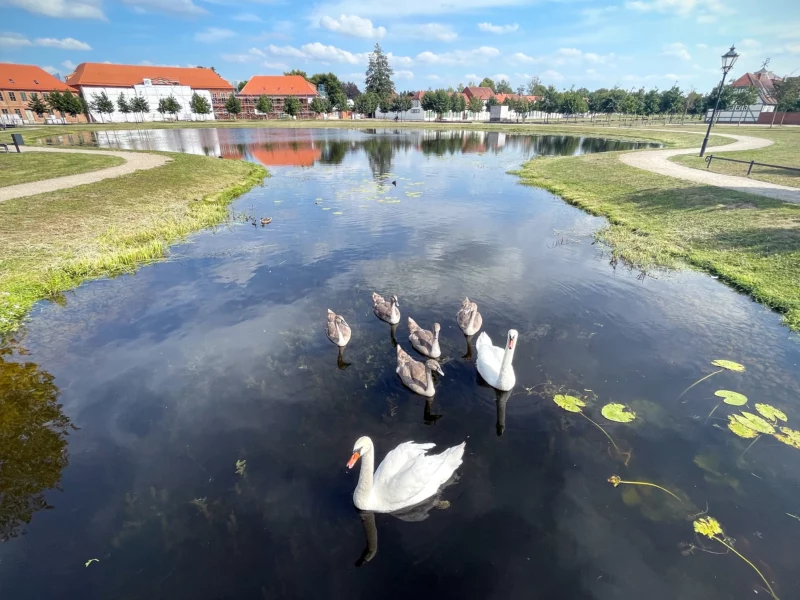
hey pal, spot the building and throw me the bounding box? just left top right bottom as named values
left=65, top=63, right=233, bottom=122
left=463, top=86, right=495, bottom=102
left=708, top=67, right=780, bottom=123
left=375, top=91, right=491, bottom=122
left=237, top=75, right=318, bottom=119
left=0, top=63, right=87, bottom=125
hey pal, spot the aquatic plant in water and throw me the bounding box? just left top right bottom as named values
left=552, top=394, right=620, bottom=452
left=724, top=404, right=798, bottom=457
left=608, top=475, right=683, bottom=503
left=692, top=517, right=779, bottom=599
left=706, top=390, right=747, bottom=421
left=601, top=403, right=637, bottom=423
left=235, top=459, right=247, bottom=476
left=678, top=359, right=745, bottom=401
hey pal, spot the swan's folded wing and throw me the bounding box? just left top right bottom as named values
left=376, top=443, right=465, bottom=508
left=412, top=328, right=434, bottom=351
left=374, top=442, right=436, bottom=483
left=475, top=331, right=492, bottom=352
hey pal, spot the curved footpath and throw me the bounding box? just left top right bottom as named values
left=0, top=147, right=169, bottom=203
left=620, top=130, right=800, bottom=204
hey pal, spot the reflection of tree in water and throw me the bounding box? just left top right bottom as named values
left=0, top=335, right=71, bottom=541
left=318, top=140, right=350, bottom=165
left=363, top=137, right=402, bottom=178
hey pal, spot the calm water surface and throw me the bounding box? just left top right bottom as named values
left=5, top=128, right=800, bottom=599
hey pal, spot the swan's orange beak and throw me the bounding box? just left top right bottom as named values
left=508, top=338, right=515, bottom=349
left=346, top=452, right=361, bottom=469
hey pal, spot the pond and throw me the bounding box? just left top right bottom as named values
left=4, top=128, right=800, bottom=600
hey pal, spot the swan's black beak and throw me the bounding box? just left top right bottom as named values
left=346, top=452, right=361, bottom=469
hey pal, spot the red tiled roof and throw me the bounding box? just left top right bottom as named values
left=0, top=63, right=76, bottom=92
left=411, top=91, right=425, bottom=101
left=239, top=75, right=317, bottom=96
left=464, top=86, right=494, bottom=100
left=65, top=63, right=233, bottom=89
left=251, top=144, right=321, bottom=167
left=730, top=72, right=778, bottom=105
left=494, top=93, right=539, bottom=104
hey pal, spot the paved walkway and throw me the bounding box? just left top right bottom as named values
left=619, top=130, right=800, bottom=204
left=0, top=146, right=169, bottom=203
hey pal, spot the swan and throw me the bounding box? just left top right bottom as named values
left=326, top=309, right=351, bottom=347
left=407, top=317, right=441, bottom=358
left=396, top=344, right=443, bottom=397
left=476, top=329, right=518, bottom=391
left=372, top=293, right=400, bottom=324
left=456, top=297, right=482, bottom=336
left=347, top=436, right=465, bottom=513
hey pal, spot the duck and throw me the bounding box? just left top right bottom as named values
left=396, top=344, right=443, bottom=397
left=407, top=317, right=441, bottom=358
left=260, top=217, right=272, bottom=226
left=372, top=292, right=400, bottom=325
left=347, top=436, right=465, bottom=513
left=456, top=297, right=482, bottom=336
left=326, top=309, right=351, bottom=347
left=476, top=329, right=518, bottom=391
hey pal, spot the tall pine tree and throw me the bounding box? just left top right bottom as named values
left=365, top=44, right=394, bottom=100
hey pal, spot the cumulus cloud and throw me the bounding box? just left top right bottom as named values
left=122, top=0, right=206, bottom=16
left=625, top=0, right=727, bottom=22
left=661, top=42, right=691, bottom=60
left=388, top=52, right=413, bottom=66
left=416, top=46, right=499, bottom=65
left=41, top=65, right=59, bottom=75
left=320, top=14, right=386, bottom=38
left=195, top=28, right=236, bottom=43
left=0, top=32, right=32, bottom=46
left=540, top=69, right=563, bottom=81
left=465, top=73, right=479, bottom=80
left=0, top=33, right=91, bottom=50
left=61, top=59, right=77, bottom=70
left=477, top=22, right=518, bottom=34
left=1, top=0, right=105, bottom=19
left=268, top=42, right=369, bottom=64
left=392, top=22, right=457, bottom=41
left=395, top=70, right=414, bottom=79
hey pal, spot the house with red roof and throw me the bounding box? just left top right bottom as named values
left=65, top=62, right=234, bottom=122
left=0, top=63, right=87, bottom=124
left=237, top=75, right=318, bottom=119
left=709, top=67, right=781, bottom=123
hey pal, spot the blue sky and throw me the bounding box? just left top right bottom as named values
left=1, top=0, right=798, bottom=93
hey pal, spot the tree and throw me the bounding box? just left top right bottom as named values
left=27, top=93, right=47, bottom=118
left=527, top=77, right=546, bottom=96
left=237, top=80, right=248, bottom=92
left=255, top=95, right=273, bottom=118
left=309, top=96, right=330, bottom=117
left=310, top=72, right=348, bottom=113
left=130, top=95, right=149, bottom=122
left=157, top=97, right=168, bottom=119
left=485, top=95, right=499, bottom=107
left=479, top=77, right=496, bottom=92
left=537, top=85, right=562, bottom=122
left=620, top=89, right=644, bottom=120
left=116, top=92, right=131, bottom=122
left=225, top=93, right=242, bottom=120
left=457, top=83, right=465, bottom=92
left=284, top=96, right=301, bottom=117
left=343, top=81, right=361, bottom=100
left=659, top=85, right=685, bottom=119
left=378, top=95, right=392, bottom=114
left=703, top=83, right=736, bottom=116
left=496, top=79, right=513, bottom=94
left=421, top=89, right=451, bottom=119
left=190, top=92, right=211, bottom=120
left=468, top=96, right=484, bottom=115
left=90, top=91, right=115, bottom=123
left=284, top=69, right=308, bottom=79
left=365, top=43, right=395, bottom=100
left=643, top=88, right=661, bottom=116
left=516, top=85, right=525, bottom=96
left=64, top=93, right=83, bottom=118
left=451, top=93, right=466, bottom=114
left=559, top=88, right=588, bottom=120
left=775, top=77, right=800, bottom=112
left=733, top=85, right=758, bottom=108
left=684, top=89, right=703, bottom=119
left=354, top=92, right=378, bottom=117
left=164, top=95, right=181, bottom=120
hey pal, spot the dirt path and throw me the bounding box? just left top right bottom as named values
left=0, top=147, right=169, bottom=203
left=620, top=130, right=800, bottom=204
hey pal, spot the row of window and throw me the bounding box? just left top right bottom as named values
left=0, top=91, right=51, bottom=103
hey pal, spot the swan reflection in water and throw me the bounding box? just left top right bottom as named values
left=494, top=389, right=512, bottom=437
left=336, top=346, right=351, bottom=370
left=423, top=398, right=441, bottom=425
left=389, top=323, right=398, bottom=348
left=462, top=334, right=473, bottom=360
left=355, top=494, right=452, bottom=566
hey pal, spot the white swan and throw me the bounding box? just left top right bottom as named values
left=347, top=436, right=465, bottom=513
left=476, top=329, right=518, bottom=391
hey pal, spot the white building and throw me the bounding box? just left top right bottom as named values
left=375, top=91, right=492, bottom=122
left=705, top=68, right=780, bottom=124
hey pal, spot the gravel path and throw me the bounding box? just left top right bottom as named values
left=0, top=147, right=169, bottom=203
left=619, top=129, right=800, bottom=204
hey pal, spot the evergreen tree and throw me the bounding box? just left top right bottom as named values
left=90, top=91, right=115, bottom=123
left=225, top=93, right=242, bottom=120
left=190, top=92, right=212, bottom=120
left=116, top=92, right=131, bottom=122
left=255, top=95, right=273, bottom=117
left=496, top=79, right=513, bottom=94
left=284, top=96, right=301, bottom=117
left=479, top=77, right=496, bottom=92
left=365, top=43, right=395, bottom=100
left=27, top=93, right=48, bottom=118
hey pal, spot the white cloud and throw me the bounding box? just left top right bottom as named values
left=465, top=73, right=479, bottom=81
left=426, top=74, right=440, bottom=80
left=232, top=12, right=261, bottom=22
left=416, top=46, right=499, bottom=65
left=268, top=42, right=368, bottom=64
left=61, top=59, right=77, bottom=70
left=1, top=0, right=105, bottom=19
left=625, top=0, right=695, bottom=16
left=540, top=69, right=563, bottom=82
left=393, top=23, right=457, bottom=42
left=388, top=52, right=413, bottom=66
left=696, top=14, right=715, bottom=23
left=195, top=28, right=236, bottom=43
left=556, top=47, right=582, bottom=58
left=492, top=73, right=510, bottom=81
left=320, top=14, right=386, bottom=39
left=311, top=0, right=531, bottom=19
left=661, top=42, right=691, bottom=60
left=579, top=6, right=617, bottom=25
left=510, top=52, right=542, bottom=64
left=41, top=65, right=59, bottom=75
left=122, top=0, right=206, bottom=16
left=395, top=70, right=414, bottom=79
left=477, top=22, right=518, bottom=34
left=221, top=47, right=269, bottom=63
left=0, top=32, right=32, bottom=47
left=34, top=36, right=92, bottom=50
left=263, top=60, right=289, bottom=70
left=739, top=38, right=760, bottom=49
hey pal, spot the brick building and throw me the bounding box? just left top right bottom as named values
left=237, top=75, right=318, bottom=119
left=0, top=63, right=87, bottom=124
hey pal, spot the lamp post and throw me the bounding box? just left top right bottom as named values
left=699, top=45, right=739, bottom=157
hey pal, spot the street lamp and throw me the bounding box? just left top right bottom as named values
left=699, top=45, right=739, bottom=157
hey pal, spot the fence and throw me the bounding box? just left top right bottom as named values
left=705, top=154, right=800, bottom=177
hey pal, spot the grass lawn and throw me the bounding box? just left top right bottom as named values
left=670, top=128, right=800, bottom=188
left=0, top=152, right=267, bottom=333
left=0, top=151, right=124, bottom=187
left=516, top=150, right=800, bottom=331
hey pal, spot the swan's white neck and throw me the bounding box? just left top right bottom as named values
left=498, top=342, right=516, bottom=381
left=353, top=449, right=375, bottom=509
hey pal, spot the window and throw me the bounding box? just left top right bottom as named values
left=33, top=79, right=39, bottom=84
left=20, top=92, right=27, bottom=101
left=9, top=92, right=16, bottom=101
left=31, top=92, right=38, bottom=99
left=1, top=109, right=7, bottom=114
left=14, top=109, right=22, bottom=116
left=0, top=91, right=3, bottom=101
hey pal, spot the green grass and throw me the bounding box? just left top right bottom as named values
left=0, top=152, right=267, bottom=332
left=516, top=150, right=800, bottom=331
left=671, top=128, right=800, bottom=188
left=0, top=152, right=124, bottom=187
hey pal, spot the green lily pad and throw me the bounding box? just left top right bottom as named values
left=727, top=416, right=759, bottom=439
left=714, top=390, right=748, bottom=406
left=711, top=359, right=745, bottom=372
left=755, top=403, right=787, bottom=423
left=553, top=394, right=586, bottom=413
left=733, top=412, right=775, bottom=435
left=333, top=211, right=343, bottom=215
left=601, top=403, right=637, bottom=423
left=322, top=207, right=331, bottom=211
left=774, top=427, right=800, bottom=449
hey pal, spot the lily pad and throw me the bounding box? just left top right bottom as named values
left=601, top=403, right=637, bottom=423
left=711, top=359, right=745, bottom=372
left=714, top=390, right=747, bottom=406
left=322, top=207, right=331, bottom=211
left=553, top=394, right=586, bottom=413
left=333, top=211, right=343, bottom=215
left=774, top=427, right=800, bottom=449
left=755, top=403, right=787, bottom=423
left=727, top=416, right=759, bottom=439
left=733, top=412, right=776, bottom=435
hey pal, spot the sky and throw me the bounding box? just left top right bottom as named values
left=1, top=0, right=799, bottom=93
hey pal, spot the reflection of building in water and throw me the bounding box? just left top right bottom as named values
left=93, top=128, right=223, bottom=156
left=217, top=128, right=322, bottom=167
left=249, top=145, right=322, bottom=167
left=485, top=132, right=506, bottom=150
